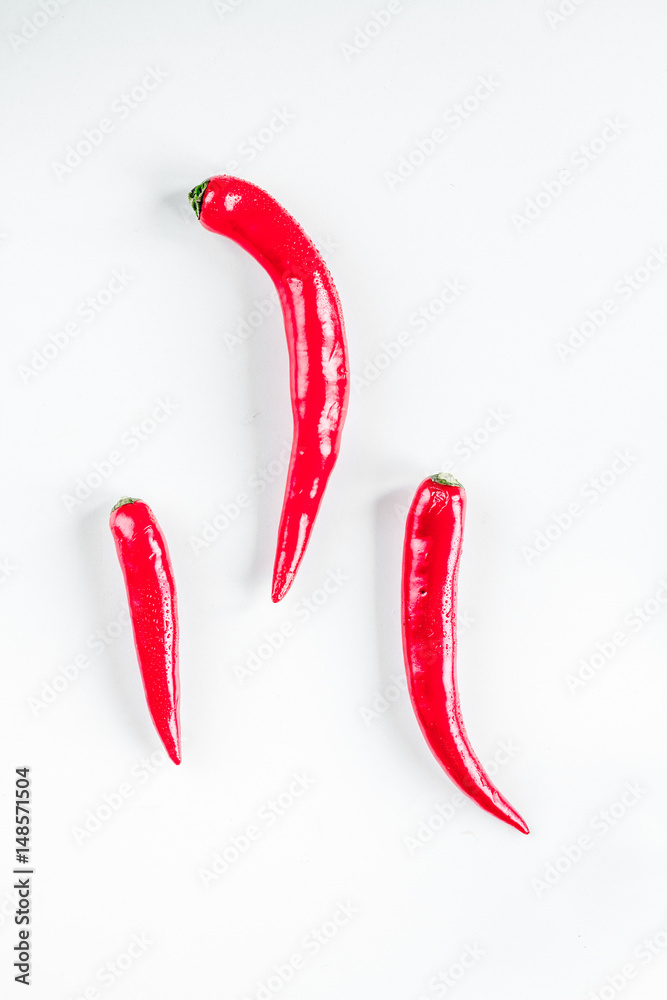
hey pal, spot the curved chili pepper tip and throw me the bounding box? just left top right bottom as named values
left=188, top=180, right=210, bottom=219
left=110, top=496, right=141, bottom=514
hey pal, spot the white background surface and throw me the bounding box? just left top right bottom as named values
left=1, top=1, right=667, bottom=997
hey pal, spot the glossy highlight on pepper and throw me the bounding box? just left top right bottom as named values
left=110, top=497, right=181, bottom=764
left=189, top=175, right=350, bottom=602
left=401, top=475, right=528, bottom=833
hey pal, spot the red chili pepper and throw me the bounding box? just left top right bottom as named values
left=110, top=498, right=181, bottom=765
left=401, top=475, right=528, bottom=833
left=189, top=176, right=350, bottom=602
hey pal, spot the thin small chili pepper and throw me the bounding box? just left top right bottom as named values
left=110, top=498, right=181, bottom=765
left=401, top=474, right=528, bottom=833
left=189, top=176, right=350, bottom=602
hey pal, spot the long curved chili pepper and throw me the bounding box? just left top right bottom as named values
left=188, top=176, right=350, bottom=602
left=401, top=475, right=528, bottom=833
left=110, top=498, right=181, bottom=765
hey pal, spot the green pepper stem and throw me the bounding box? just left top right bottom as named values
left=188, top=180, right=209, bottom=219
left=430, top=473, right=463, bottom=488
left=110, top=496, right=142, bottom=514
